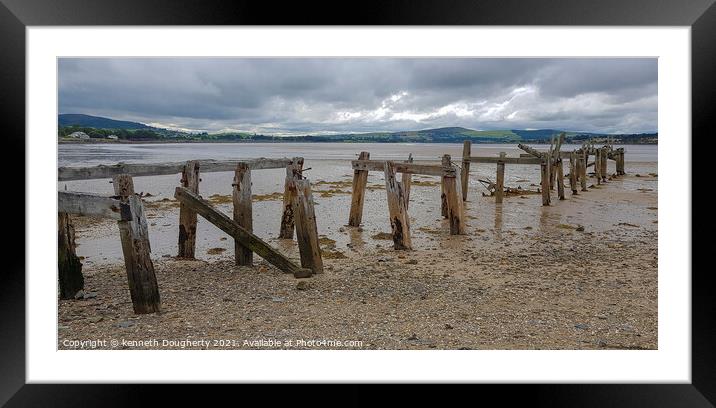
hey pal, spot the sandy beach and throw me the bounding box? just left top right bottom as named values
left=57, top=148, right=657, bottom=350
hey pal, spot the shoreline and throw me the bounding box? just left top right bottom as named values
left=59, top=171, right=658, bottom=350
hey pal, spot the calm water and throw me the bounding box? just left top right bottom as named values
left=58, top=142, right=657, bottom=167
left=57, top=143, right=657, bottom=267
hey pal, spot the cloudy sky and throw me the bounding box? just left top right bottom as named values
left=58, top=58, right=657, bottom=135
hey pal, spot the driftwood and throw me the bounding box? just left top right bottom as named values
left=174, top=186, right=311, bottom=278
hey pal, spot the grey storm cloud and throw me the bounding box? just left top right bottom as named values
left=58, top=58, right=657, bottom=134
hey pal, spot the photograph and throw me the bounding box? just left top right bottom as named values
left=56, top=57, right=658, bottom=351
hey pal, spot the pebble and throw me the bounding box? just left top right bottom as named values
left=574, top=323, right=589, bottom=330
left=117, top=321, right=135, bottom=328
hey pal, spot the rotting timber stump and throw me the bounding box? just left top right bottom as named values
left=441, top=154, right=466, bottom=235
left=233, top=162, right=253, bottom=266
left=279, top=157, right=304, bottom=238
left=460, top=140, right=471, bottom=201
left=113, top=174, right=161, bottom=314
left=178, top=160, right=200, bottom=258
left=58, top=212, right=84, bottom=299
left=402, top=153, right=413, bottom=210
left=348, top=151, right=370, bottom=227
left=384, top=161, right=412, bottom=250
left=174, top=186, right=312, bottom=278
left=495, top=152, right=506, bottom=204
left=291, top=178, right=324, bottom=274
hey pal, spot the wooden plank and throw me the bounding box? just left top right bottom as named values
left=348, top=151, right=370, bottom=227
left=384, top=161, right=412, bottom=250
left=540, top=159, right=551, bottom=206
left=442, top=155, right=466, bottom=235
left=292, top=179, right=323, bottom=274
left=460, top=140, right=471, bottom=201
left=174, top=186, right=310, bottom=277
left=279, top=157, right=303, bottom=238
left=495, top=152, right=506, bottom=204
left=58, top=213, right=84, bottom=299
left=467, top=156, right=542, bottom=165
left=233, top=163, right=253, bottom=266
left=58, top=158, right=294, bottom=181
left=58, top=191, right=130, bottom=221
left=113, top=174, right=161, bottom=314
left=402, top=153, right=413, bottom=210
left=595, top=149, right=602, bottom=185
left=178, top=160, right=200, bottom=258
left=351, top=160, right=450, bottom=177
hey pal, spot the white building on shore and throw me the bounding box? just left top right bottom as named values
left=68, top=131, right=90, bottom=139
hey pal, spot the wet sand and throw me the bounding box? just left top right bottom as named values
left=58, top=160, right=657, bottom=350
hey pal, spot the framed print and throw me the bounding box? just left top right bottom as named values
left=1, top=0, right=711, bottom=405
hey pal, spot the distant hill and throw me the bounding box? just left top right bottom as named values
left=58, top=115, right=657, bottom=144
left=59, top=114, right=151, bottom=130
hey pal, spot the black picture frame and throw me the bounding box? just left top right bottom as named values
left=1, top=0, right=709, bottom=406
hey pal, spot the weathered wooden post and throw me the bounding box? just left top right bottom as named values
left=540, top=157, right=551, bottom=206
left=442, top=154, right=466, bottom=235
left=579, top=152, right=588, bottom=192
left=495, top=152, right=506, bottom=204
left=441, top=155, right=450, bottom=218
left=58, top=212, right=84, bottom=299
left=556, top=158, right=565, bottom=200
left=348, top=151, right=370, bottom=227
left=279, top=157, right=304, bottom=238
left=178, top=160, right=200, bottom=258
left=460, top=140, right=471, bottom=201
left=384, top=161, right=412, bottom=250
left=113, top=174, right=161, bottom=314
left=600, top=147, right=608, bottom=181
left=569, top=152, right=578, bottom=195
left=594, top=149, right=602, bottom=185
left=402, top=153, right=413, bottom=210
left=617, top=148, right=626, bottom=175
left=233, top=162, right=253, bottom=266
left=292, top=178, right=323, bottom=274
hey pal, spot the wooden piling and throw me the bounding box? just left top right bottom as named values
left=292, top=179, right=323, bottom=274
left=617, top=149, right=626, bottom=175
left=442, top=155, right=466, bottom=235
left=58, top=212, right=84, bottom=299
left=178, top=160, right=200, bottom=258
left=402, top=153, right=413, bottom=210
left=384, top=161, right=412, bottom=250
left=279, top=157, right=303, bottom=238
left=348, top=151, right=370, bottom=227
left=441, top=155, right=450, bottom=218
left=600, top=147, right=609, bottom=181
left=495, top=152, right=506, bottom=204
left=579, top=153, right=588, bottom=192
left=233, top=162, right=253, bottom=266
left=569, top=152, right=578, bottom=195
left=540, top=158, right=551, bottom=206
left=556, top=158, right=565, bottom=200
left=595, top=149, right=602, bottom=185
left=113, top=174, right=161, bottom=314
left=460, top=140, right=471, bottom=201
